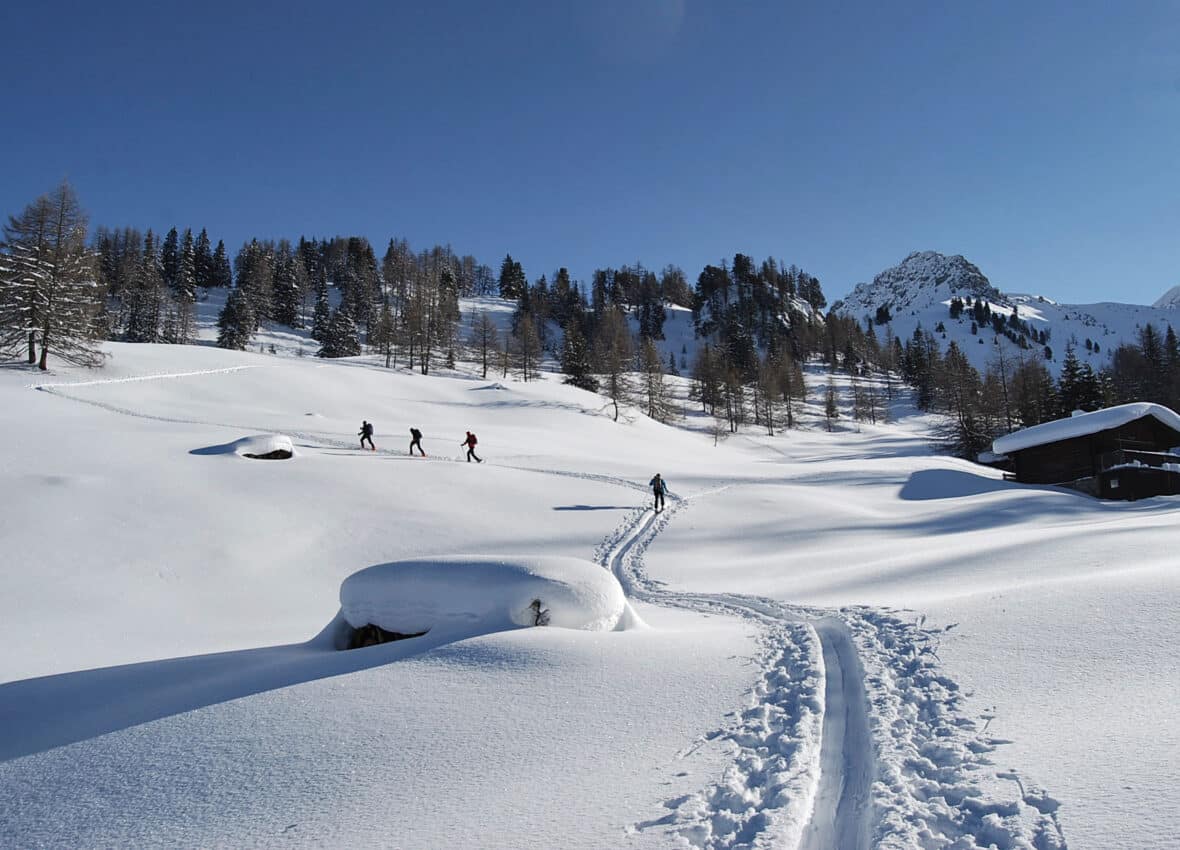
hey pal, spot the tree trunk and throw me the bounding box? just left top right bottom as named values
left=27, top=331, right=37, bottom=365
left=38, top=327, right=49, bottom=370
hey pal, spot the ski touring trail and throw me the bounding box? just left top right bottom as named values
left=599, top=490, right=1068, bottom=850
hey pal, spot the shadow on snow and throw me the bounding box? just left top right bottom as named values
left=0, top=616, right=462, bottom=763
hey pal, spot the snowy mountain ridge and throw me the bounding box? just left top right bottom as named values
left=1153, top=284, right=1180, bottom=309
left=837, top=251, right=1180, bottom=377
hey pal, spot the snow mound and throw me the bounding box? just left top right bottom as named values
left=340, top=556, right=629, bottom=636
left=234, top=434, right=294, bottom=459
left=190, top=434, right=295, bottom=459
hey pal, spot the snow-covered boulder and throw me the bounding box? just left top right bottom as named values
left=191, top=434, right=295, bottom=459
left=237, top=434, right=294, bottom=459
left=340, top=556, right=628, bottom=636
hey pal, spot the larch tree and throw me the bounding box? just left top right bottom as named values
left=639, top=336, right=675, bottom=423
left=1, top=181, right=106, bottom=369
left=468, top=310, right=499, bottom=379
left=593, top=306, right=634, bottom=422
left=370, top=300, right=397, bottom=368
left=513, top=310, right=542, bottom=382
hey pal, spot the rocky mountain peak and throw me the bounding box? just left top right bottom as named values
left=843, top=251, right=1003, bottom=318
left=1152, top=285, right=1180, bottom=309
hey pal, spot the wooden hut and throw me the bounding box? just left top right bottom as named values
left=990, top=403, right=1180, bottom=499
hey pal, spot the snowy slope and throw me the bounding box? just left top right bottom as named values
left=1152, top=285, right=1180, bottom=309
left=839, top=250, right=1180, bottom=376
left=1, top=337, right=1176, bottom=848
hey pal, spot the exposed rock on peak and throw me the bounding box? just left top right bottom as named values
left=843, top=251, right=1003, bottom=318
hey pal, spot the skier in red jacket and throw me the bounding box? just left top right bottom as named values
left=461, top=431, right=482, bottom=463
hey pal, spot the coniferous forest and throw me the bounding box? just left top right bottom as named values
left=3, top=180, right=1178, bottom=457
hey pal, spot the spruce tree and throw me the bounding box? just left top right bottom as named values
left=177, top=229, right=196, bottom=301
left=193, top=228, right=213, bottom=288
left=319, top=308, right=361, bottom=358
left=235, top=240, right=273, bottom=327
left=824, top=379, right=839, bottom=431
left=124, top=231, right=165, bottom=343
left=160, top=227, right=180, bottom=292
left=271, top=242, right=301, bottom=327
left=1057, top=347, right=1086, bottom=415
left=216, top=285, right=255, bottom=350
left=211, top=240, right=233, bottom=288
left=561, top=321, right=598, bottom=392
left=498, top=254, right=525, bottom=299
left=311, top=272, right=331, bottom=341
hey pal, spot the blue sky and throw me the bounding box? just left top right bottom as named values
left=2, top=0, right=1177, bottom=304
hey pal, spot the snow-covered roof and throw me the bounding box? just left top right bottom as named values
left=992, top=403, right=1180, bottom=455
left=976, top=450, right=1009, bottom=464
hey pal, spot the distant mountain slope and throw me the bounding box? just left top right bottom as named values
left=1153, top=285, right=1180, bottom=309
left=837, top=251, right=1180, bottom=376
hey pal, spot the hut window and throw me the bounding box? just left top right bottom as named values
left=1110, top=478, right=1120, bottom=489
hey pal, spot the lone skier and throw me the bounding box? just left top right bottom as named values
left=359, top=420, right=375, bottom=451
left=649, top=473, right=667, bottom=512
left=461, top=431, right=482, bottom=463
left=409, top=427, right=426, bottom=457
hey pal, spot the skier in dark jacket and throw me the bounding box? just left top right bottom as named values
left=649, top=473, right=667, bottom=512
left=461, top=431, right=482, bottom=463
left=409, top=427, right=425, bottom=456
left=359, top=420, right=375, bottom=451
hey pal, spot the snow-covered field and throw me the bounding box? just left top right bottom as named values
left=1, top=325, right=1176, bottom=848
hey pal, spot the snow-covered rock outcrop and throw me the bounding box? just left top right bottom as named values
left=234, top=434, right=294, bottom=459
left=339, top=556, right=629, bottom=637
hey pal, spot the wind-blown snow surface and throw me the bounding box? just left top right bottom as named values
left=1, top=341, right=1176, bottom=848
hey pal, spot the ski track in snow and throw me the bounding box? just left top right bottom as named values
left=27, top=364, right=270, bottom=389
left=600, top=493, right=1067, bottom=850
left=31, top=364, right=1068, bottom=850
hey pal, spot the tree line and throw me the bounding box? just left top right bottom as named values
left=861, top=319, right=1180, bottom=459
left=19, top=181, right=1176, bottom=457
left=0, top=182, right=843, bottom=438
